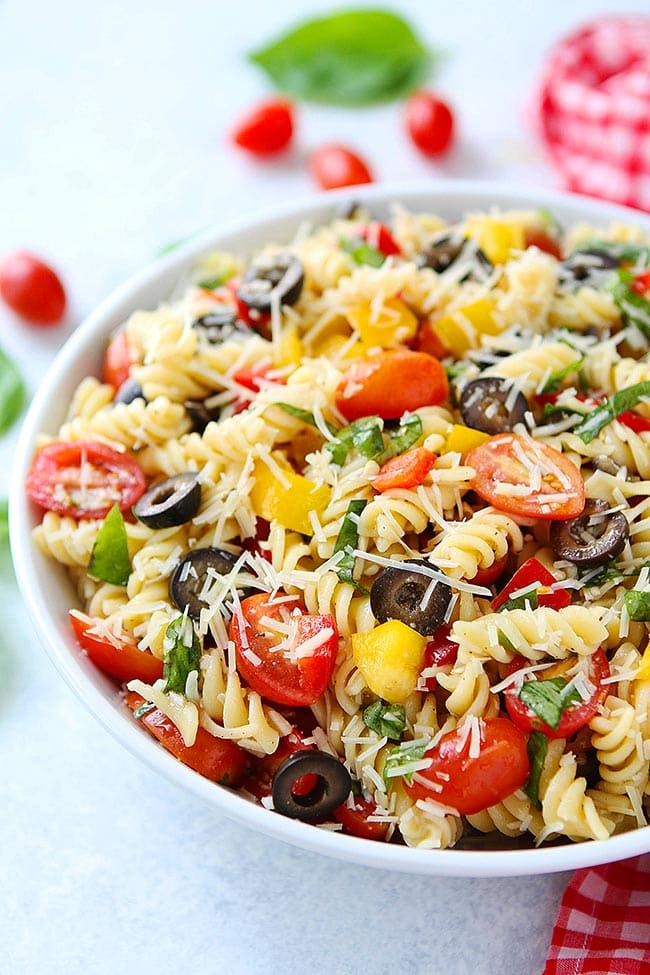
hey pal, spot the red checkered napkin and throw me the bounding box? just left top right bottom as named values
left=533, top=16, right=650, bottom=212
left=544, top=855, right=650, bottom=975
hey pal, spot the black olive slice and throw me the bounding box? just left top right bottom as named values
left=419, top=233, right=492, bottom=278
left=237, top=254, right=304, bottom=312
left=460, top=376, right=529, bottom=435
left=169, top=547, right=240, bottom=619
left=370, top=560, right=452, bottom=636
left=549, top=498, right=629, bottom=566
left=271, top=751, right=351, bottom=822
left=114, top=378, right=146, bottom=405
left=559, top=248, right=619, bottom=289
left=134, top=473, right=201, bottom=529
left=192, top=310, right=251, bottom=345
left=184, top=396, right=222, bottom=434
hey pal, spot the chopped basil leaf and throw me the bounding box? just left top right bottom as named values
left=0, top=346, right=25, bottom=434
left=379, top=413, right=423, bottom=462
left=332, top=499, right=368, bottom=592
left=327, top=416, right=384, bottom=465
left=382, top=739, right=429, bottom=788
left=445, top=362, right=472, bottom=382
left=582, top=559, right=650, bottom=589
left=497, top=629, right=517, bottom=653
left=519, top=677, right=582, bottom=730
left=541, top=401, right=588, bottom=420
left=540, top=358, right=584, bottom=395
left=88, top=505, right=130, bottom=586
left=574, top=381, right=650, bottom=444
left=341, top=237, right=385, bottom=268
left=624, top=589, right=650, bottom=621
left=537, top=209, right=562, bottom=235
left=133, top=700, right=156, bottom=720
left=363, top=699, right=406, bottom=740
left=248, top=9, right=433, bottom=107
left=497, top=586, right=539, bottom=613
left=163, top=615, right=201, bottom=695
left=524, top=731, right=548, bottom=808
left=197, top=275, right=227, bottom=291
left=276, top=402, right=338, bottom=435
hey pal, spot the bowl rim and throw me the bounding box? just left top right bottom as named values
left=10, top=178, right=650, bottom=877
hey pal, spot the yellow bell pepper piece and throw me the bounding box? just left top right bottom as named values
left=313, top=332, right=367, bottom=360
left=352, top=620, right=426, bottom=704
left=444, top=424, right=490, bottom=456
left=432, top=297, right=500, bottom=356
left=636, top=642, right=650, bottom=682
left=273, top=325, right=303, bottom=369
left=465, top=217, right=525, bottom=265
left=347, top=296, right=418, bottom=349
left=250, top=459, right=330, bottom=536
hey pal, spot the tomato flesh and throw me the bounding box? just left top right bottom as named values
left=631, top=270, right=650, bottom=296
left=405, top=717, right=530, bottom=814
left=71, top=613, right=163, bottom=684
left=466, top=433, right=585, bottom=520
left=420, top=624, right=459, bottom=691
left=0, top=250, right=66, bottom=324
left=25, top=441, right=146, bottom=519
left=359, top=222, right=401, bottom=257
left=310, top=144, right=373, bottom=190
left=245, top=729, right=317, bottom=801
left=125, top=693, right=248, bottom=786
left=103, top=331, right=133, bottom=390
left=231, top=99, right=294, bottom=156
left=617, top=411, right=650, bottom=434
left=336, top=350, right=449, bottom=421
left=333, top=797, right=390, bottom=841
left=504, top=649, right=610, bottom=739
left=372, top=447, right=435, bottom=492
left=491, top=557, right=571, bottom=612
left=229, top=593, right=338, bottom=707
left=404, top=91, right=455, bottom=157
left=523, top=228, right=562, bottom=259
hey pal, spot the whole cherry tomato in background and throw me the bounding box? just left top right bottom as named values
left=0, top=251, right=66, bottom=325
left=231, top=98, right=295, bottom=156
left=309, top=144, right=374, bottom=190
left=404, top=90, right=455, bottom=158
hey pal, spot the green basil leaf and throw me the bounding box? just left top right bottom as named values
left=624, top=589, right=650, bottom=621
left=497, top=586, right=539, bottom=613
left=363, top=699, right=406, bottom=740
left=0, top=346, right=25, bottom=434
left=540, top=358, right=584, bottom=395
left=163, top=615, right=201, bottom=695
left=333, top=499, right=368, bottom=592
left=276, top=402, right=338, bottom=435
left=248, top=9, right=433, bottom=106
left=537, top=209, right=562, bottom=235
left=382, top=739, right=429, bottom=788
left=497, top=628, right=517, bottom=653
left=574, top=381, right=650, bottom=444
left=519, top=677, right=582, bottom=730
left=445, top=362, right=471, bottom=382
left=341, top=237, right=385, bottom=268
left=524, top=731, right=548, bottom=808
left=609, top=270, right=650, bottom=338
left=327, top=416, right=384, bottom=466
left=133, top=700, right=156, bottom=720
left=380, top=413, right=423, bottom=462
left=574, top=240, right=650, bottom=264
left=87, top=505, right=130, bottom=586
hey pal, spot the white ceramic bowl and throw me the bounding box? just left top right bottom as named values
left=11, top=180, right=650, bottom=877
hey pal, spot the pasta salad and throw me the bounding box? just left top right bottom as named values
left=26, top=203, right=650, bottom=850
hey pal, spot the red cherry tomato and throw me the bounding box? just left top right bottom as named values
left=414, top=318, right=450, bottom=359
left=336, top=350, right=449, bottom=421
left=372, top=447, right=435, bottom=492
left=310, top=144, right=373, bottom=190
left=420, top=624, right=459, bottom=691
left=125, top=692, right=248, bottom=786
left=404, top=717, right=530, bottom=815
left=404, top=91, right=455, bottom=158
left=471, top=553, right=509, bottom=587
left=230, top=98, right=294, bottom=156
left=245, top=729, right=317, bottom=801
left=229, top=592, right=338, bottom=707
left=504, top=649, right=610, bottom=739
left=523, top=228, right=562, bottom=259
left=25, top=441, right=146, bottom=519
left=358, top=222, right=401, bottom=257
left=0, top=251, right=66, bottom=324
left=71, top=613, right=163, bottom=684
left=617, top=411, right=650, bottom=434
left=466, top=434, right=585, bottom=521
left=231, top=362, right=285, bottom=393
left=103, top=331, right=133, bottom=390
left=491, top=556, right=571, bottom=612
left=332, top=797, right=390, bottom=841
left=631, top=270, right=650, bottom=296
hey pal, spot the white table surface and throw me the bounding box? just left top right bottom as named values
left=3, top=1, right=648, bottom=972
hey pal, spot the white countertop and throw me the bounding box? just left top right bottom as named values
left=3, top=1, right=647, bottom=971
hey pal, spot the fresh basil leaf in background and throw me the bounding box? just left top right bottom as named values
left=0, top=346, right=25, bottom=434
left=88, top=505, right=131, bottom=586
left=249, top=8, right=433, bottom=106
left=609, top=270, right=650, bottom=338
left=341, top=237, right=385, bottom=268
left=574, top=240, right=650, bottom=264
left=524, top=731, right=548, bottom=808
left=163, top=615, right=201, bottom=694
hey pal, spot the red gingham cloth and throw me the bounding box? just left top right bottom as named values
left=543, top=855, right=650, bottom=975
left=533, top=16, right=650, bottom=213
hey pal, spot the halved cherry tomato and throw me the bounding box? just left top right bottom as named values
left=466, top=433, right=585, bottom=520
left=71, top=613, right=163, bottom=684
left=491, top=556, right=571, bottom=612
left=336, top=350, right=449, bottom=421
left=229, top=592, right=338, bottom=707
left=245, top=729, right=317, bottom=801
left=103, top=331, right=133, bottom=390
left=332, top=797, right=390, bottom=841
left=231, top=363, right=285, bottom=393
left=230, top=98, right=294, bottom=156
left=309, top=144, right=373, bottom=190
left=420, top=624, right=459, bottom=691
left=404, top=91, right=455, bottom=158
left=372, top=447, right=435, bottom=492
left=504, top=649, right=610, bottom=739
left=0, top=250, right=66, bottom=324
left=471, top=553, right=509, bottom=586
left=523, top=228, right=562, bottom=259
left=25, top=441, right=146, bottom=519
left=414, top=318, right=450, bottom=359
left=631, top=270, right=650, bottom=296
left=617, top=411, right=650, bottom=434
left=359, top=222, right=401, bottom=257
left=125, top=692, right=248, bottom=786
left=404, top=717, right=529, bottom=815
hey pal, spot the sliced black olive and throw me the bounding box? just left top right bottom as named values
left=370, top=560, right=452, bottom=636
left=460, top=376, right=529, bottom=435
left=271, top=751, right=351, bottom=822
left=559, top=248, right=620, bottom=289
left=549, top=498, right=628, bottom=566
left=134, top=473, right=201, bottom=529
left=184, top=396, right=222, bottom=434
left=419, top=232, right=492, bottom=278
left=191, top=309, right=251, bottom=345
left=237, top=253, right=304, bottom=312
left=169, top=547, right=240, bottom=619
left=114, top=378, right=146, bottom=405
